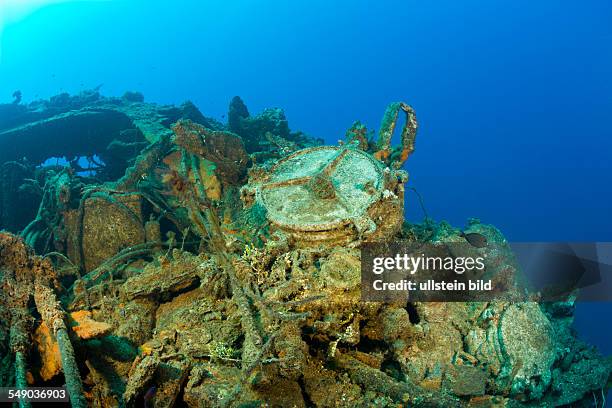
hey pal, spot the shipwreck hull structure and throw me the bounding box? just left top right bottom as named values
left=0, top=91, right=609, bottom=407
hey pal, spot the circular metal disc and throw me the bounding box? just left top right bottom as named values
left=258, top=146, right=384, bottom=232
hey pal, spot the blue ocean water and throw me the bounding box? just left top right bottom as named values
left=1, top=0, right=610, bottom=378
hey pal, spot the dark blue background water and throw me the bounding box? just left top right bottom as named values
left=1, top=0, right=610, bottom=368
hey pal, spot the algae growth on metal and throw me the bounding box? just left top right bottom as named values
left=0, top=91, right=610, bottom=407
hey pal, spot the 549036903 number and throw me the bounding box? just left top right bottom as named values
left=0, top=387, right=70, bottom=403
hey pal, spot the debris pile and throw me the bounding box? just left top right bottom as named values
left=0, top=91, right=609, bottom=407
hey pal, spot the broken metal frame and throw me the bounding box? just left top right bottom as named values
left=1, top=234, right=87, bottom=407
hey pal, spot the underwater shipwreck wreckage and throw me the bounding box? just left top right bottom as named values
left=0, top=90, right=610, bottom=407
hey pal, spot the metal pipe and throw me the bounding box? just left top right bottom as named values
left=14, top=351, right=31, bottom=408
left=33, top=283, right=87, bottom=408
left=55, top=328, right=87, bottom=408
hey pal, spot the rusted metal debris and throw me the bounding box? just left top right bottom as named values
left=0, top=93, right=610, bottom=407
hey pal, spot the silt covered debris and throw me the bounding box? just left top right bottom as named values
left=0, top=90, right=609, bottom=407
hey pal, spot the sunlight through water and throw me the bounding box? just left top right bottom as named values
left=0, top=0, right=106, bottom=60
